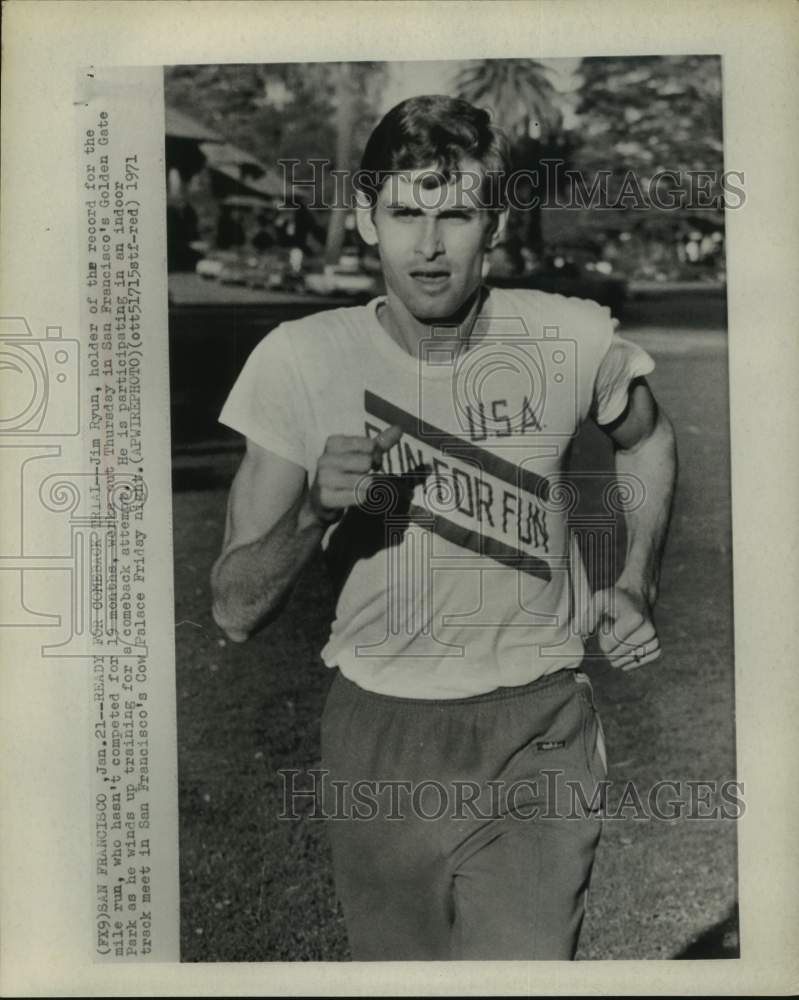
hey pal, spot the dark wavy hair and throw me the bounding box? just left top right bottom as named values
left=355, top=94, right=511, bottom=208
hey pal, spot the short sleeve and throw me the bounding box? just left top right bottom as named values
left=592, top=334, right=656, bottom=427
left=218, top=324, right=308, bottom=467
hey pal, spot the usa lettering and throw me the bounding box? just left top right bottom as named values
left=464, top=396, right=542, bottom=441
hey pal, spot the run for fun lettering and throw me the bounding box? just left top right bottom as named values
left=363, top=391, right=553, bottom=582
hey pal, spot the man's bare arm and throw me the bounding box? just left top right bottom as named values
left=211, top=425, right=403, bottom=643
left=590, top=378, right=678, bottom=669
left=609, top=378, right=678, bottom=605
left=210, top=442, right=324, bottom=643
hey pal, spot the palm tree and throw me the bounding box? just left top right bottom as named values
left=456, top=59, right=563, bottom=256
left=455, top=59, right=561, bottom=140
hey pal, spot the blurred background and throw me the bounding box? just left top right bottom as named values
left=168, top=58, right=736, bottom=962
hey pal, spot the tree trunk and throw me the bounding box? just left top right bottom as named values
left=324, top=64, right=355, bottom=266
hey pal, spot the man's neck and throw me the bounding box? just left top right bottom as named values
left=378, top=286, right=486, bottom=359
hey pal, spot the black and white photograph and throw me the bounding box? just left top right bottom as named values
left=167, top=55, right=738, bottom=962
left=3, top=1, right=798, bottom=994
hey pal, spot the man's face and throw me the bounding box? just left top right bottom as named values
left=359, top=160, right=506, bottom=322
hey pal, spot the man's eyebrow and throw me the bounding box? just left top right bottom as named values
left=383, top=202, right=479, bottom=213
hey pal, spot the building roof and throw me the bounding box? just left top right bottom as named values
left=209, top=162, right=283, bottom=201
left=165, top=106, right=223, bottom=142
left=201, top=140, right=263, bottom=168
left=201, top=141, right=285, bottom=199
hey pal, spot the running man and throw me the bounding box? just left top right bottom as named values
left=211, top=95, right=677, bottom=960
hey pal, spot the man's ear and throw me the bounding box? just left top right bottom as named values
left=486, top=206, right=510, bottom=250
left=354, top=191, right=379, bottom=246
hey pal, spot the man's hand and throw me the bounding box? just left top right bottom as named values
left=308, top=424, right=403, bottom=524
left=588, top=585, right=662, bottom=671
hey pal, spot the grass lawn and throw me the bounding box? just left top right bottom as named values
left=174, top=305, right=737, bottom=961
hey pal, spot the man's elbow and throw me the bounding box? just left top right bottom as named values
left=209, top=550, right=291, bottom=642
left=210, top=575, right=287, bottom=642
left=211, top=601, right=251, bottom=643
left=208, top=554, right=244, bottom=641
left=210, top=566, right=256, bottom=643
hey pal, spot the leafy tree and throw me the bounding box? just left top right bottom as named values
left=576, top=55, right=723, bottom=177
left=164, top=62, right=386, bottom=257
left=165, top=63, right=337, bottom=174
left=572, top=56, right=726, bottom=279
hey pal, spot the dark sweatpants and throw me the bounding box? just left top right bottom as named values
left=320, top=667, right=607, bottom=960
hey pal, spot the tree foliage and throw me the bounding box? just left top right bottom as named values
left=568, top=56, right=726, bottom=279
left=164, top=62, right=386, bottom=193
left=575, top=55, right=723, bottom=177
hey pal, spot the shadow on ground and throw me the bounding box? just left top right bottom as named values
left=674, top=905, right=740, bottom=959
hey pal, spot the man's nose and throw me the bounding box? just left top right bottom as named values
left=417, top=217, right=444, bottom=259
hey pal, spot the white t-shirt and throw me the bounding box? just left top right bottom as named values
left=219, top=286, right=655, bottom=698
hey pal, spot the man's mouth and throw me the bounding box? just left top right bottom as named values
left=410, top=270, right=451, bottom=289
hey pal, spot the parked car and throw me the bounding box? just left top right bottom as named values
left=195, top=248, right=292, bottom=290
left=304, top=252, right=379, bottom=297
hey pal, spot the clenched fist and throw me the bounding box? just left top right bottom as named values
left=587, top=585, right=662, bottom=671
left=308, top=424, right=403, bottom=524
